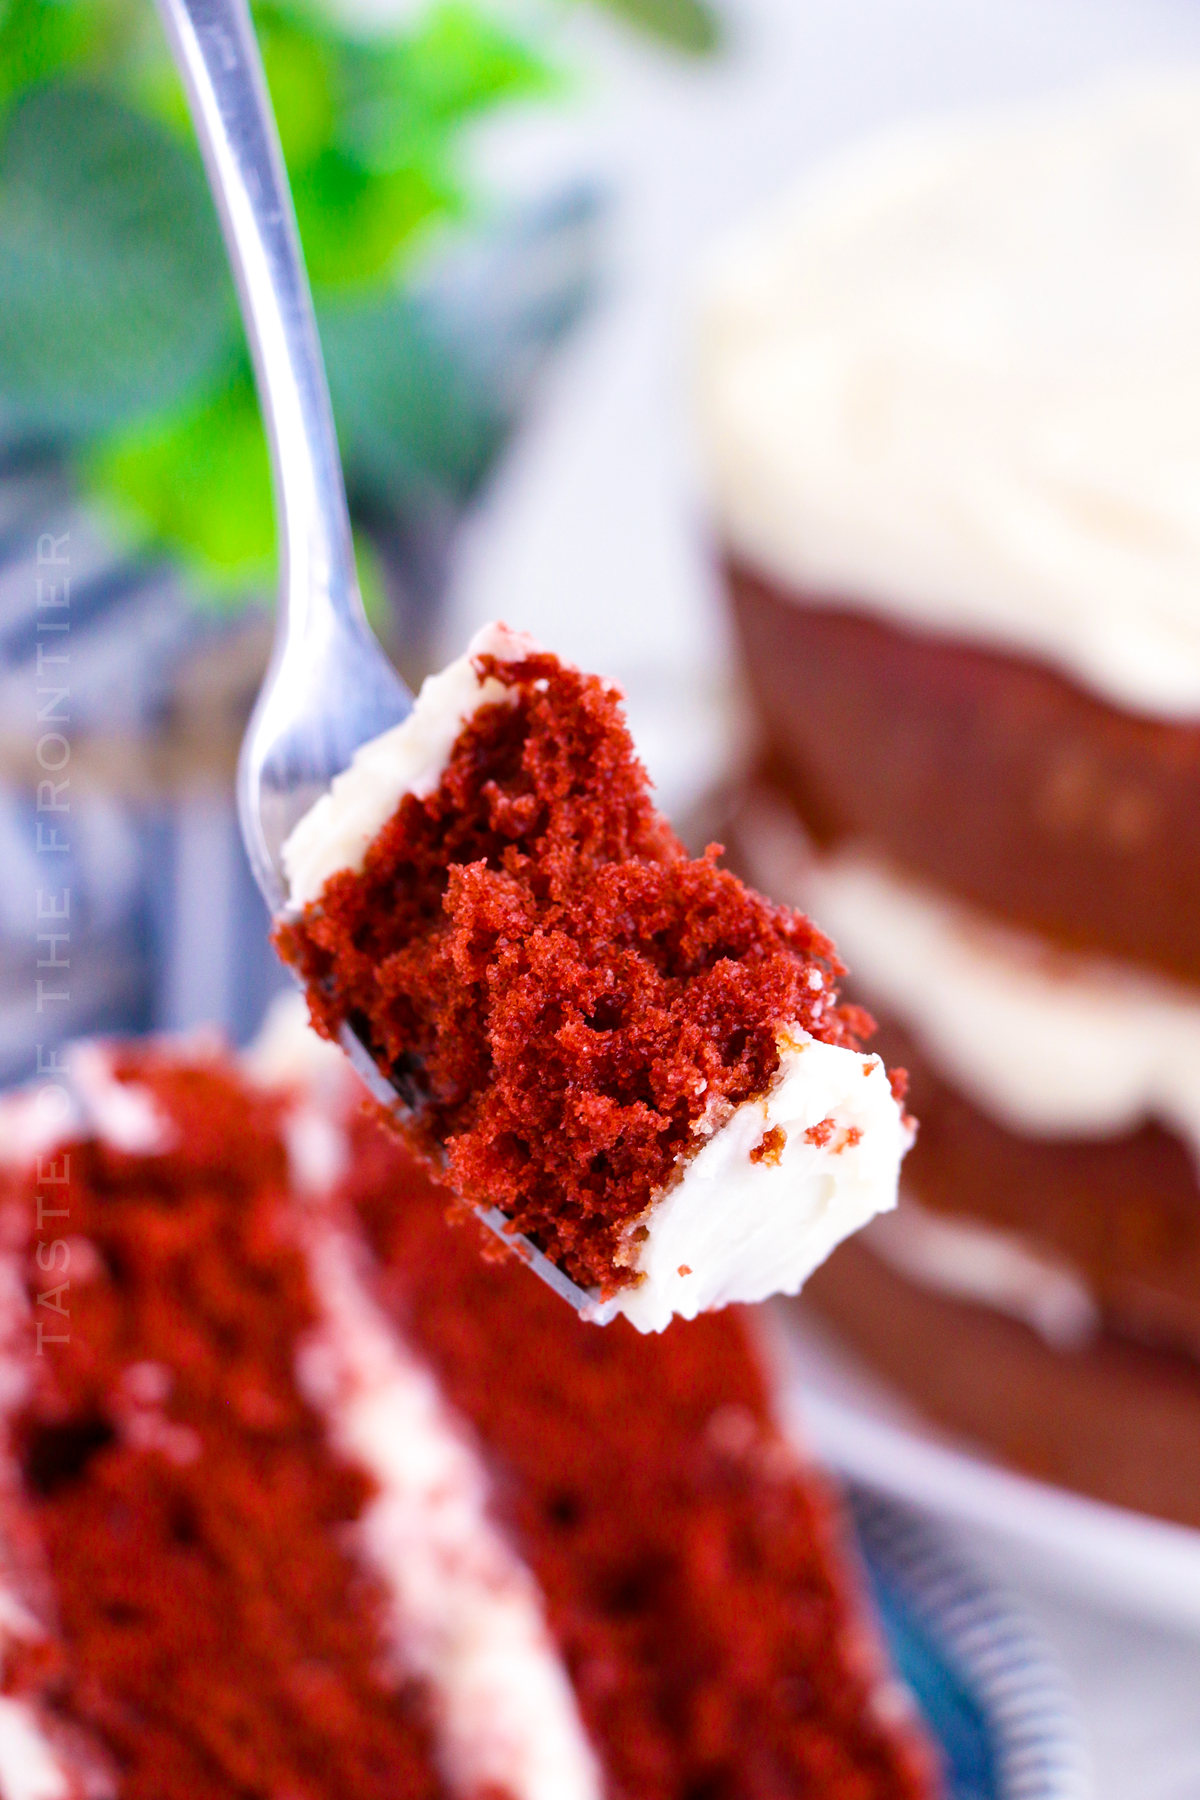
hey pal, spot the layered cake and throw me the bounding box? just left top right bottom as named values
left=0, top=1020, right=937, bottom=1799
left=698, top=76, right=1200, bottom=1525
left=276, top=623, right=913, bottom=1331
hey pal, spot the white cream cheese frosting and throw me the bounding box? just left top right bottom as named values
left=0, top=1697, right=71, bottom=1800
left=0, top=1045, right=172, bottom=1167
left=606, top=1031, right=911, bottom=1334
left=283, top=622, right=540, bottom=910
left=740, top=793, right=1200, bottom=1164
left=266, top=1051, right=602, bottom=1800
left=698, top=74, right=1200, bottom=720
left=295, top=1217, right=602, bottom=1800
left=865, top=1200, right=1099, bottom=1353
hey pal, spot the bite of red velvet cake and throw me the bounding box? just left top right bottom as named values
left=0, top=1025, right=938, bottom=1800
left=275, top=623, right=912, bottom=1330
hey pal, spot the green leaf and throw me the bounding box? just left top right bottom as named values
left=85, top=366, right=275, bottom=593
left=0, top=84, right=236, bottom=436
left=588, top=0, right=721, bottom=55
left=0, top=0, right=111, bottom=106
left=294, top=146, right=458, bottom=287
left=256, top=6, right=335, bottom=172
left=338, top=2, right=560, bottom=174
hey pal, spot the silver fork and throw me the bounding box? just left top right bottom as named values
left=155, top=0, right=615, bottom=1322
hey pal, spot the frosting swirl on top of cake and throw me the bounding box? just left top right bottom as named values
left=697, top=74, right=1200, bottom=720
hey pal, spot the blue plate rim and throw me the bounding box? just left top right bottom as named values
left=849, top=1482, right=1093, bottom=1800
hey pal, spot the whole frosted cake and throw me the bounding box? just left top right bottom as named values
left=699, top=74, right=1200, bottom=1526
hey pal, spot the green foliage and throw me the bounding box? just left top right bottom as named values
left=337, top=1, right=558, bottom=171
left=0, top=0, right=649, bottom=594
left=0, top=0, right=114, bottom=105
left=88, top=291, right=509, bottom=593
left=87, top=367, right=274, bottom=592
left=0, top=84, right=235, bottom=437
left=588, top=0, right=721, bottom=55
left=256, top=5, right=335, bottom=168
left=293, top=148, right=457, bottom=288
left=0, top=0, right=568, bottom=587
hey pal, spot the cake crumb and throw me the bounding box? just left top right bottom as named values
left=750, top=1125, right=787, bottom=1166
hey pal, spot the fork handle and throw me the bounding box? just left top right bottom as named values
left=153, top=0, right=361, bottom=634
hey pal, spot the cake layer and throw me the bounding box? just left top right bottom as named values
left=0, top=1037, right=937, bottom=1800
left=278, top=627, right=911, bottom=1324
left=283, top=622, right=536, bottom=911
left=876, top=1014, right=1200, bottom=1364
left=347, top=1115, right=936, bottom=1800
left=805, top=1240, right=1200, bottom=1532
left=737, top=786, right=1200, bottom=1163
left=698, top=76, right=1200, bottom=722
left=732, top=566, right=1200, bottom=985
left=734, top=791, right=1200, bottom=1362
left=0, top=1054, right=452, bottom=1800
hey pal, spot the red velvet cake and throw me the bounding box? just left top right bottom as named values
left=0, top=1023, right=938, bottom=1799
left=698, top=77, right=1200, bottom=1523
left=275, top=623, right=913, bottom=1332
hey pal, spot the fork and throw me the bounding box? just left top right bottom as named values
left=155, top=0, right=615, bottom=1321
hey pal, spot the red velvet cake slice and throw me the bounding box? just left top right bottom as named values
left=275, top=624, right=913, bottom=1331
left=0, top=1028, right=938, bottom=1800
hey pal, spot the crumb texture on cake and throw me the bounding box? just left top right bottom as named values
left=346, top=1107, right=937, bottom=1800
left=277, top=637, right=884, bottom=1300
left=284, top=623, right=539, bottom=910
left=0, top=1038, right=937, bottom=1800
left=1, top=1055, right=447, bottom=1800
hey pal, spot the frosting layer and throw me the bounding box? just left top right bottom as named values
left=297, top=1218, right=602, bottom=1800
left=699, top=75, right=1200, bottom=720
left=740, top=795, right=1200, bottom=1165
left=283, top=623, right=538, bottom=910
left=865, top=1201, right=1099, bottom=1353
left=610, top=1032, right=909, bottom=1333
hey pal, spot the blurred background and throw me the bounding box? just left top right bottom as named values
left=5, top=0, right=1200, bottom=1790
left=2, top=0, right=1195, bottom=1053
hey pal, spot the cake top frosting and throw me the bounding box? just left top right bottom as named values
left=697, top=73, right=1200, bottom=720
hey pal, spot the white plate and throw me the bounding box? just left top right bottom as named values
left=767, top=1302, right=1200, bottom=1639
